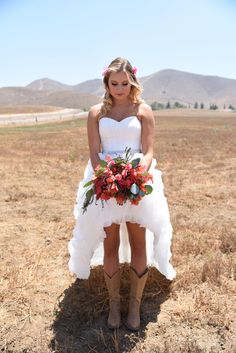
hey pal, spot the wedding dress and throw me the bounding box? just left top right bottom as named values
left=68, top=115, right=176, bottom=280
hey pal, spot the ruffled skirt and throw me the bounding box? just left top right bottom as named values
left=68, top=152, right=176, bottom=280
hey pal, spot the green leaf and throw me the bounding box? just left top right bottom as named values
left=85, top=188, right=94, bottom=200
left=125, top=147, right=132, bottom=160
left=99, top=160, right=107, bottom=167
left=144, top=185, right=153, bottom=194
left=131, top=158, right=141, bottom=168
left=83, top=180, right=93, bottom=188
left=82, top=188, right=95, bottom=213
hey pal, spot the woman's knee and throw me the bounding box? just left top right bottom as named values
left=104, top=236, right=120, bottom=257
left=127, top=222, right=146, bottom=256
left=103, top=224, right=120, bottom=258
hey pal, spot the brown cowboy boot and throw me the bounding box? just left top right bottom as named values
left=104, top=269, right=121, bottom=329
left=126, top=267, right=148, bottom=331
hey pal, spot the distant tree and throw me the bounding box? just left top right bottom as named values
left=194, top=102, right=198, bottom=109
left=159, top=103, right=165, bottom=109
left=151, top=101, right=158, bottom=110
left=151, top=102, right=165, bottom=110
left=200, top=103, right=204, bottom=109
left=228, top=104, right=235, bottom=110
left=166, top=101, right=171, bottom=109
left=173, top=102, right=185, bottom=108
left=209, top=104, right=218, bottom=110
left=157, top=103, right=164, bottom=110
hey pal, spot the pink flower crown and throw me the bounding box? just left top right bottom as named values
left=102, top=66, right=138, bottom=76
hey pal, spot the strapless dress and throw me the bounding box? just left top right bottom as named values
left=68, top=116, right=176, bottom=280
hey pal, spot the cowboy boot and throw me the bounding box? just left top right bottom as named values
left=126, top=267, right=148, bottom=331
left=104, top=269, right=121, bottom=329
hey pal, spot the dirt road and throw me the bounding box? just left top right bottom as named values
left=0, top=108, right=87, bottom=126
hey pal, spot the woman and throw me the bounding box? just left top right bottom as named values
left=68, top=57, right=176, bottom=331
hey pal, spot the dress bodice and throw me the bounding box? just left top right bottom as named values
left=99, top=116, right=142, bottom=153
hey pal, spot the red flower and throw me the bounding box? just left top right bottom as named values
left=116, top=194, right=125, bottom=205
left=115, top=174, right=122, bottom=181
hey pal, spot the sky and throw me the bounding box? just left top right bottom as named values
left=0, top=0, right=235, bottom=87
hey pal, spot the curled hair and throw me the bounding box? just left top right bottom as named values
left=99, top=57, right=144, bottom=118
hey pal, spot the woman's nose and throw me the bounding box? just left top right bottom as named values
left=116, top=85, right=123, bottom=91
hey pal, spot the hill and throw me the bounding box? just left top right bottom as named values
left=1, top=69, right=236, bottom=110
left=140, top=69, right=236, bottom=107
left=0, top=87, right=101, bottom=110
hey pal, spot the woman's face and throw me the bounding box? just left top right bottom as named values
left=107, top=71, right=132, bottom=100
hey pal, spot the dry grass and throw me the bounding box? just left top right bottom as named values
left=0, top=110, right=235, bottom=353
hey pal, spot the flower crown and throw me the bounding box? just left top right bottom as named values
left=102, top=66, right=138, bottom=76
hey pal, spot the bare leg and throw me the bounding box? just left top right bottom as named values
left=103, top=223, right=120, bottom=277
left=126, top=221, right=147, bottom=276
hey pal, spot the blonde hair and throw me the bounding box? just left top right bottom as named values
left=99, top=57, right=144, bottom=118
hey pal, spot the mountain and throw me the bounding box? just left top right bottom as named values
left=73, top=79, right=104, bottom=96
left=140, top=69, right=236, bottom=106
left=27, top=77, right=104, bottom=96
left=35, top=90, right=102, bottom=109
left=0, top=87, right=101, bottom=110
left=1, top=69, right=236, bottom=110
left=26, top=77, right=72, bottom=91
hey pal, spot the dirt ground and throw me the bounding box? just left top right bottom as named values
left=0, top=110, right=235, bottom=353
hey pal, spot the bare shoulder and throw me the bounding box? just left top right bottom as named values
left=88, top=103, right=103, bottom=122
left=137, top=103, right=154, bottom=122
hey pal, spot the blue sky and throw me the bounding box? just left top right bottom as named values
left=0, top=0, right=235, bottom=87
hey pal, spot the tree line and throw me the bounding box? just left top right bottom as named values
left=151, top=101, right=236, bottom=110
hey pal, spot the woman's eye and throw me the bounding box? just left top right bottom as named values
left=111, top=83, right=128, bottom=86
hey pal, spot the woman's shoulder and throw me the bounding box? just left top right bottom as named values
left=137, top=103, right=154, bottom=121
left=88, top=103, right=103, bottom=121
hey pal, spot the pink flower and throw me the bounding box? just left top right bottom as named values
left=104, top=167, right=113, bottom=176
left=132, top=67, right=138, bottom=75
left=125, top=163, right=132, bottom=170
left=102, top=66, right=109, bottom=76
left=108, top=160, right=116, bottom=168
left=105, top=155, right=113, bottom=162
left=107, top=176, right=115, bottom=183
left=111, top=183, right=119, bottom=193
left=115, top=174, right=122, bottom=181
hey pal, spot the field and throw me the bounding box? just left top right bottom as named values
left=0, top=110, right=235, bottom=353
left=0, top=105, right=62, bottom=114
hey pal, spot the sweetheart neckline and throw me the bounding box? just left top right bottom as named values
left=99, top=115, right=140, bottom=123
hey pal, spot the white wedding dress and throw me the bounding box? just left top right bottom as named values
left=68, top=116, right=176, bottom=280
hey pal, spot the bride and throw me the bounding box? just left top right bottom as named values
left=68, top=57, right=176, bottom=331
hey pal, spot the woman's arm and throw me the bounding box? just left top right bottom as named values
left=87, top=105, right=102, bottom=170
left=140, top=104, right=155, bottom=170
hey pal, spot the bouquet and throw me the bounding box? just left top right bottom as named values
left=82, top=148, right=153, bottom=213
